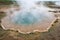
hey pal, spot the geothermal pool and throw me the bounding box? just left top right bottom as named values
left=1, top=1, right=56, bottom=33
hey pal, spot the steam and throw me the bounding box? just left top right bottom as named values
left=9, top=0, right=56, bottom=25
left=1, top=0, right=57, bottom=33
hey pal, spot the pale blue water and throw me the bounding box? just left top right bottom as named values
left=12, top=12, right=39, bottom=25
left=11, top=0, right=56, bottom=26
left=11, top=6, right=54, bottom=26
left=11, top=10, right=53, bottom=26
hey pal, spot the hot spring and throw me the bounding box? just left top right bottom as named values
left=1, top=1, right=56, bottom=33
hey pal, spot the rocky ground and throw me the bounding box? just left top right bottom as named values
left=0, top=12, right=60, bottom=40
left=0, top=1, right=60, bottom=40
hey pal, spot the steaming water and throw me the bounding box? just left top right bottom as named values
left=9, top=0, right=56, bottom=26
left=1, top=0, right=57, bottom=33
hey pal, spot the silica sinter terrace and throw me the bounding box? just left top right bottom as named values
left=1, top=1, right=56, bottom=33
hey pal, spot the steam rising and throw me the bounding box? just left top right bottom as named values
left=1, top=0, right=56, bottom=33
left=10, top=0, right=56, bottom=25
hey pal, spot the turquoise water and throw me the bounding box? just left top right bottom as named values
left=11, top=11, right=51, bottom=26
left=12, top=12, right=38, bottom=25
left=11, top=10, right=54, bottom=26
left=11, top=0, right=55, bottom=26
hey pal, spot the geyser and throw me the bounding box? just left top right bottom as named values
left=1, top=1, right=56, bottom=33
